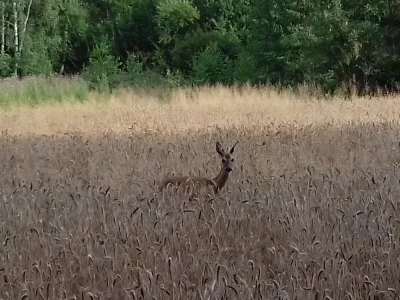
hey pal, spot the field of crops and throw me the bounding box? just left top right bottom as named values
left=1, top=86, right=400, bottom=299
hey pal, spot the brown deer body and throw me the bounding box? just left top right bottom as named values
left=160, top=141, right=238, bottom=195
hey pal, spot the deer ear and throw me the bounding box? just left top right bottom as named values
left=230, top=141, right=239, bottom=154
left=216, top=142, right=225, bottom=156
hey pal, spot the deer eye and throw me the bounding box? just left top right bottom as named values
left=222, top=159, right=226, bottom=163
left=231, top=158, right=235, bottom=162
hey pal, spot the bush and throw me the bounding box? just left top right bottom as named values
left=117, top=53, right=144, bottom=87
left=82, top=42, right=121, bottom=92
left=0, top=54, right=12, bottom=77
left=171, top=28, right=242, bottom=74
left=233, top=50, right=258, bottom=84
left=191, top=42, right=235, bottom=85
left=18, top=32, right=54, bottom=76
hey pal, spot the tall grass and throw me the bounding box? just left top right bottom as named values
left=0, top=76, right=90, bottom=107
left=1, top=84, right=399, bottom=136
left=1, top=87, right=400, bottom=298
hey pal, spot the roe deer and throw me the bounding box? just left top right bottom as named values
left=160, top=141, right=238, bottom=195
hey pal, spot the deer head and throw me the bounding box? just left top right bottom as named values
left=216, top=141, right=238, bottom=173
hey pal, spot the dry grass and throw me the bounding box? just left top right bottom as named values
left=1, top=85, right=400, bottom=299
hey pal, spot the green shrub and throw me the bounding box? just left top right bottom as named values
left=0, top=54, right=12, bottom=77
left=82, top=42, right=121, bottom=92
left=18, top=32, right=54, bottom=76
left=191, top=42, right=235, bottom=85
left=171, top=28, right=242, bottom=74
left=233, top=50, right=258, bottom=84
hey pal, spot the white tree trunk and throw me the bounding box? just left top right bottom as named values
left=13, top=0, right=18, bottom=76
left=19, top=0, right=32, bottom=55
left=12, top=0, right=33, bottom=76
left=0, top=0, right=5, bottom=55
left=59, top=28, right=68, bottom=75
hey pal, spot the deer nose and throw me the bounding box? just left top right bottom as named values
left=226, top=167, right=232, bottom=172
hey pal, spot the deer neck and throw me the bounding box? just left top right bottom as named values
left=212, top=167, right=230, bottom=192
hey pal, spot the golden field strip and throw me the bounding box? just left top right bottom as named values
left=1, top=86, right=400, bottom=299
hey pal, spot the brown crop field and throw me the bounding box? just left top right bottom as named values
left=1, top=86, right=400, bottom=299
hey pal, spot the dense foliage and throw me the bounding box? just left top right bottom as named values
left=0, top=0, right=399, bottom=94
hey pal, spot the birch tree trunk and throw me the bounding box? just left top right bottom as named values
left=13, top=0, right=18, bottom=76
left=12, top=0, right=33, bottom=77
left=0, top=0, right=5, bottom=55
left=59, top=28, right=68, bottom=75
left=19, top=0, right=32, bottom=56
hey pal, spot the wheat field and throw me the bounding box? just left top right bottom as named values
left=1, top=86, right=400, bottom=299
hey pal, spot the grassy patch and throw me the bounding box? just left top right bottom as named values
left=0, top=76, right=90, bottom=107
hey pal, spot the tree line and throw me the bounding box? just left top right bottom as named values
left=0, top=0, right=399, bottom=95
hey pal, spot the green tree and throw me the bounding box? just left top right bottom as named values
left=248, top=0, right=400, bottom=94
left=82, top=41, right=121, bottom=91
left=156, top=0, right=199, bottom=45
left=192, top=42, right=235, bottom=85
left=57, top=0, right=88, bottom=74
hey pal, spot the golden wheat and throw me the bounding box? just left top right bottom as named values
left=1, top=86, right=400, bottom=299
